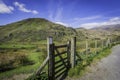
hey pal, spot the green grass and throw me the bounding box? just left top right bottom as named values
left=0, top=44, right=36, bottom=49
left=0, top=52, right=41, bottom=79
left=68, top=47, right=111, bottom=78
left=0, top=43, right=47, bottom=80
left=0, top=40, right=119, bottom=80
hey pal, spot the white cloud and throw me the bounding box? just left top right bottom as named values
left=0, top=1, right=14, bottom=14
left=80, top=22, right=100, bottom=29
left=48, top=0, right=54, bottom=20
left=54, top=7, right=63, bottom=21
left=74, top=15, right=102, bottom=21
left=80, top=17, right=120, bottom=29
left=48, top=0, right=63, bottom=22
left=69, top=15, right=102, bottom=28
left=8, top=6, right=14, bottom=11
left=110, top=17, right=120, bottom=21
left=14, top=2, right=39, bottom=14
left=48, top=10, right=53, bottom=20
left=32, top=10, right=39, bottom=14
left=55, top=21, right=69, bottom=27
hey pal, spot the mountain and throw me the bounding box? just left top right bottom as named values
left=1, top=18, right=119, bottom=43
left=76, top=23, right=120, bottom=40
left=76, top=28, right=110, bottom=40
left=0, top=18, right=80, bottom=43
left=92, top=24, right=120, bottom=32
left=90, top=24, right=120, bottom=39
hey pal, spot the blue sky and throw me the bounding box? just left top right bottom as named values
left=0, top=0, right=120, bottom=28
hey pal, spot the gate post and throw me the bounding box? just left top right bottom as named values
left=47, top=37, right=55, bottom=80
left=67, top=41, right=71, bottom=68
left=71, top=37, right=76, bottom=68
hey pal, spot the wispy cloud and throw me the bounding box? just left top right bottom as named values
left=48, top=0, right=54, bottom=20
left=14, top=2, right=38, bottom=14
left=54, top=7, right=63, bottom=21
left=48, top=0, right=63, bottom=22
left=47, top=0, right=69, bottom=27
left=74, top=15, right=102, bottom=21
left=55, top=21, right=69, bottom=27
left=48, top=10, right=53, bottom=20
left=80, top=17, right=120, bottom=29
left=0, top=1, right=14, bottom=14
left=68, top=15, right=103, bottom=27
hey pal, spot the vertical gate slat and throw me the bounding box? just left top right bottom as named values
left=49, top=43, right=55, bottom=80
left=67, top=41, right=71, bottom=68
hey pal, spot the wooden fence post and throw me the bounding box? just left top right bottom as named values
left=48, top=37, right=55, bottom=80
left=106, top=38, right=110, bottom=47
left=67, top=41, right=71, bottom=68
left=109, top=38, right=112, bottom=47
left=102, top=40, right=104, bottom=49
left=86, top=39, right=88, bottom=54
left=71, top=37, right=76, bottom=68
left=95, top=40, right=97, bottom=53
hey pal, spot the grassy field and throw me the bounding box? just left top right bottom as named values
left=0, top=39, right=113, bottom=80
left=0, top=39, right=69, bottom=80
left=0, top=42, right=47, bottom=80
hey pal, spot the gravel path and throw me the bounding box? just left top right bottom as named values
left=68, top=45, right=120, bottom=80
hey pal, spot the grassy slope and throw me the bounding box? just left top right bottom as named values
left=0, top=18, right=119, bottom=43
left=0, top=18, right=78, bottom=43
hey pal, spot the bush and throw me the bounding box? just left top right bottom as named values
left=0, top=53, right=15, bottom=72
left=0, top=52, right=34, bottom=72
left=13, top=49, right=18, bottom=52
left=15, top=53, right=34, bottom=66
left=36, top=48, right=41, bottom=52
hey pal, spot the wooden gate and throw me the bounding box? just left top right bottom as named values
left=48, top=37, right=71, bottom=80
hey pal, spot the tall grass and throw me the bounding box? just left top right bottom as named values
left=0, top=43, right=47, bottom=80
left=68, top=47, right=111, bottom=77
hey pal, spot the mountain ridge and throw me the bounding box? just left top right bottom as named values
left=0, top=18, right=79, bottom=43
left=91, top=24, right=120, bottom=31
left=0, top=18, right=120, bottom=43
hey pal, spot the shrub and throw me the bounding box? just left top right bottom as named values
left=13, top=49, right=18, bottom=52
left=0, top=53, right=15, bottom=72
left=0, top=52, right=34, bottom=72
left=36, top=48, right=41, bottom=52
left=15, top=53, right=34, bottom=66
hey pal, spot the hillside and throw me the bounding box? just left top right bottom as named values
left=92, top=24, right=120, bottom=31
left=76, top=28, right=111, bottom=40
left=0, top=18, right=80, bottom=43
left=1, top=18, right=119, bottom=43
left=91, top=24, right=120, bottom=39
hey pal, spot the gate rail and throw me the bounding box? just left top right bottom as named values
left=48, top=37, right=71, bottom=80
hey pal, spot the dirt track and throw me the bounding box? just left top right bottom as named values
left=68, top=45, right=120, bottom=80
